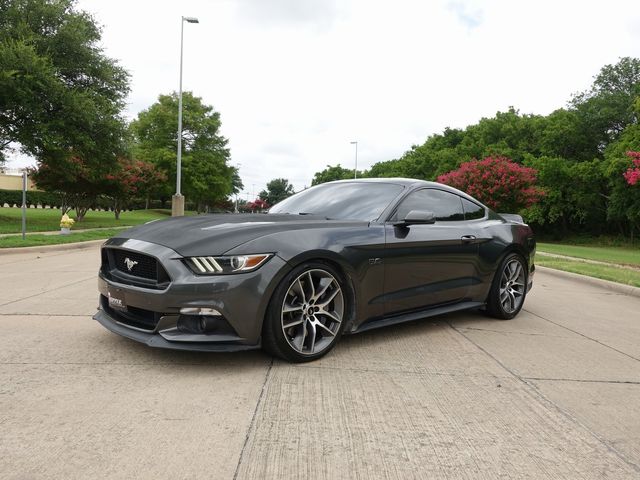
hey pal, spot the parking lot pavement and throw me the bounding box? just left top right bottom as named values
left=0, top=244, right=639, bottom=479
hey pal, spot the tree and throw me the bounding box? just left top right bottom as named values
left=601, top=114, right=640, bottom=240
left=437, top=157, right=544, bottom=213
left=537, top=109, right=596, bottom=161
left=30, top=154, right=100, bottom=219
left=311, top=165, right=357, bottom=185
left=130, top=92, right=234, bottom=210
left=365, top=159, right=408, bottom=178
left=0, top=0, right=129, bottom=167
left=523, top=156, right=606, bottom=236
left=570, top=57, right=640, bottom=152
left=231, top=167, right=244, bottom=194
left=372, top=110, right=550, bottom=182
left=259, top=178, right=294, bottom=205
left=104, top=159, right=167, bottom=219
left=603, top=151, right=640, bottom=241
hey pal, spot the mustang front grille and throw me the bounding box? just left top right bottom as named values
left=112, top=250, right=158, bottom=280
left=101, top=248, right=170, bottom=289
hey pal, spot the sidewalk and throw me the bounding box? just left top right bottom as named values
left=537, top=251, right=640, bottom=271
left=0, top=226, right=129, bottom=238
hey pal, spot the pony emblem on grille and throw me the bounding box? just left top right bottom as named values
left=124, top=257, right=138, bottom=271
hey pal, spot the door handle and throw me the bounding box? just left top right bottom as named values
left=461, top=235, right=477, bottom=243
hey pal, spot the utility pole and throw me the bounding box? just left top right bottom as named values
left=350, top=141, right=358, bottom=178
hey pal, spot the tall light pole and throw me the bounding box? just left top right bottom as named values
left=172, top=15, right=199, bottom=217
left=234, top=163, right=242, bottom=213
left=350, top=141, right=358, bottom=179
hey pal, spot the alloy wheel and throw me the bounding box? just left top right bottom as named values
left=280, top=269, right=344, bottom=356
left=499, top=258, right=526, bottom=314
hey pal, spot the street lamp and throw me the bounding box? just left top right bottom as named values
left=350, top=141, right=358, bottom=179
left=172, top=15, right=199, bottom=217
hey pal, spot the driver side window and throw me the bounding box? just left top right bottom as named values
left=392, top=189, right=464, bottom=222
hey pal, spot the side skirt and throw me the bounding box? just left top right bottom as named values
left=351, top=301, right=485, bottom=334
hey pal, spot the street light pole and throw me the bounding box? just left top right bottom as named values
left=21, top=171, right=27, bottom=240
left=350, top=141, right=358, bottom=179
left=172, top=15, right=199, bottom=217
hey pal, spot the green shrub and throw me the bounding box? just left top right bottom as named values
left=1, top=190, right=171, bottom=213
left=0, top=189, right=64, bottom=208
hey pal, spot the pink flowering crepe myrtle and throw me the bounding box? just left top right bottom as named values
left=105, top=159, right=165, bottom=196
left=437, top=156, right=544, bottom=212
left=247, top=198, right=269, bottom=211
left=623, top=151, right=640, bottom=186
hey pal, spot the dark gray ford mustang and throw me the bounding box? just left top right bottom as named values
left=95, top=178, right=535, bottom=362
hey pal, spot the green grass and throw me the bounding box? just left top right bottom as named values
left=537, top=242, right=640, bottom=266
left=0, top=228, right=123, bottom=248
left=536, top=234, right=638, bottom=248
left=537, top=256, right=640, bottom=287
left=0, top=208, right=178, bottom=234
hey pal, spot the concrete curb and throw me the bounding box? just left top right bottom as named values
left=0, top=239, right=106, bottom=255
left=537, top=265, right=640, bottom=298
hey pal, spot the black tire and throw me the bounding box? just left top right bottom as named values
left=486, top=252, right=528, bottom=320
left=262, top=261, right=349, bottom=363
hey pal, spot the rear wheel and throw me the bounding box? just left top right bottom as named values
left=486, top=253, right=528, bottom=320
left=262, top=262, right=348, bottom=362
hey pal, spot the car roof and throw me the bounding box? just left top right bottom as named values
left=323, top=178, right=487, bottom=207
left=326, top=177, right=432, bottom=187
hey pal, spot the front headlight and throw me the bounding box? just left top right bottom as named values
left=184, top=254, right=273, bottom=275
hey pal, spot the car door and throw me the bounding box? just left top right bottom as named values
left=383, top=188, right=480, bottom=316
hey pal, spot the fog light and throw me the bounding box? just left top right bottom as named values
left=179, top=307, right=222, bottom=316
left=199, top=316, right=220, bottom=333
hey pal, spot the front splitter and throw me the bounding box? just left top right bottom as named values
left=93, top=309, right=261, bottom=353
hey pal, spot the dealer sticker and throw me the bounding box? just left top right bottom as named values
left=107, top=291, right=126, bottom=311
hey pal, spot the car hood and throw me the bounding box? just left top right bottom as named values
left=115, top=213, right=368, bottom=256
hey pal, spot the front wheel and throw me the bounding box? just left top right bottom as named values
left=486, top=253, right=528, bottom=320
left=262, top=262, right=348, bottom=362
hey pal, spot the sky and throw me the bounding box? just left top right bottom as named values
left=7, top=0, right=640, bottom=200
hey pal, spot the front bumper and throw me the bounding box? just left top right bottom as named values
left=94, top=237, right=289, bottom=351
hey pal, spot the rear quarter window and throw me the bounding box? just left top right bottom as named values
left=461, top=198, right=485, bottom=220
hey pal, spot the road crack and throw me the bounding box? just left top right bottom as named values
left=232, top=357, right=274, bottom=480
left=523, top=308, right=640, bottom=363
left=456, top=325, right=572, bottom=338
left=0, top=276, right=95, bottom=307
left=525, top=377, right=640, bottom=385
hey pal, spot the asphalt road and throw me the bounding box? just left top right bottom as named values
left=1, top=244, right=639, bottom=479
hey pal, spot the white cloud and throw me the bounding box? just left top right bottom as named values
left=234, top=0, right=341, bottom=32
left=6, top=0, right=640, bottom=201
left=447, top=1, right=484, bottom=29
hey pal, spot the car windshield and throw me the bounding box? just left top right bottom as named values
left=269, top=182, right=405, bottom=221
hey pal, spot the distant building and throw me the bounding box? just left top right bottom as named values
left=0, top=169, right=39, bottom=190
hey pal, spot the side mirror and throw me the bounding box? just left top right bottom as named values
left=395, top=210, right=436, bottom=226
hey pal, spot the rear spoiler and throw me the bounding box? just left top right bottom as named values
left=499, top=213, right=525, bottom=224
